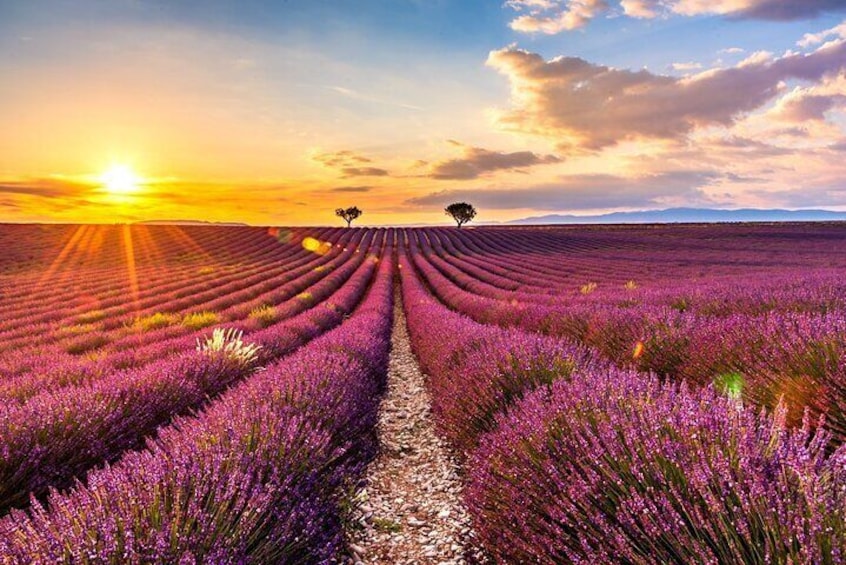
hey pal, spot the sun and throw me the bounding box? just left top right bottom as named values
left=100, top=164, right=142, bottom=195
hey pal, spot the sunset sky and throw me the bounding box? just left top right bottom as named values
left=1, top=0, right=845, bottom=225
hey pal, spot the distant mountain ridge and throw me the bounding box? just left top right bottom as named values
left=507, top=208, right=846, bottom=225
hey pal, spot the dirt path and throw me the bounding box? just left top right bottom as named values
left=345, top=294, right=481, bottom=564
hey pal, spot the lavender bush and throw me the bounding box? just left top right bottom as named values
left=467, top=368, right=846, bottom=564
left=0, top=241, right=394, bottom=562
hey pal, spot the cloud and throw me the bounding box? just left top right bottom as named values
left=426, top=141, right=561, bottom=180
left=669, top=61, right=703, bottom=71
left=340, top=167, right=389, bottom=177
left=329, top=185, right=373, bottom=193
left=746, top=183, right=846, bottom=207
left=706, top=136, right=792, bottom=156
left=506, top=0, right=557, bottom=7
left=0, top=178, right=93, bottom=199
left=312, top=150, right=390, bottom=177
left=329, top=85, right=423, bottom=111
left=722, top=0, right=846, bottom=21
left=620, top=0, right=661, bottom=18
left=764, top=72, right=846, bottom=126
left=485, top=37, right=846, bottom=152
left=507, top=0, right=609, bottom=33
left=313, top=150, right=372, bottom=168
left=0, top=199, right=22, bottom=210
left=636, top=0, right=846, bottom=20
left=507, top=1, right=846, bottom=33
left=737, top=50, right=775, bottom=66
left=798, top=20, right=846, bottom=48
left=407, top=171, right=717, bottom=211
left=774, top=92, right=846, bottom=121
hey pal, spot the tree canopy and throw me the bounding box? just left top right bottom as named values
left=445, top=202, right=476, bottom=228
left=335, top=206, right=363, bottom=227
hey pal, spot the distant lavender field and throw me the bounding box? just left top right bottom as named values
left=1, top=222, right=845, bottom=562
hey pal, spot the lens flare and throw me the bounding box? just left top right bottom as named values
left=714, top=372, right=745, bottom=400
left=302, top=237, right=332, bottom=255
left=302, top=237, right=320, bottom=252
left=268, top=227, right=294, bottom=244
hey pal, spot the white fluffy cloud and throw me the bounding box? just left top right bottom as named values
left=798, top=20, right=846, bottom=48
left=508, top=0, right=609, bottom=33
left=507, top=1, right=846, bottom=33
left=486, top=35, right=846, bottom=151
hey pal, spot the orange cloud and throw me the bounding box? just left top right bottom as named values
left=312, top=150, right=390, bottom=177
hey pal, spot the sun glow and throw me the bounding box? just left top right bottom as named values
left=100, top=165, right=142, bottom=195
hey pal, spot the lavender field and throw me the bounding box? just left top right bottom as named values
left=1, top=222, right=846, bottom=563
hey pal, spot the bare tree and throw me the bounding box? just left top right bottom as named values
left=335, top=206, right=363, bottom=228
left=445, top=202, right=476, bottom=228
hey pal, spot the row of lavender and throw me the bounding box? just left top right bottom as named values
left=0, top=233, right=395, bottom=562
left=435, top=224, right=846, bottom=288
left=0, top=225, right=374, bottom=404
left=400, top=237, right=846, bottom=563
left=0, top=228, right=365, bottom=390
left=0, top=226, right=345, bottom=354
left=0, top=225, right=271, bottom=322
left=0, top=228, right=383, bottom=514
left=425, top=227, right=846, bottom=316
left=410, top=228, right=846, bottom=441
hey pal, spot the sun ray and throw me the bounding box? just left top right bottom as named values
left=132, top=224, right=162, bottom=267
left=164, top=225, right=213, bottom=263
left=84, top=225, right=107, bottom=261
left=37, top=225, right=89, bottom=291
left=71, top=224, right=100, bottom=270
left=121, top=225, right=141, bottom=313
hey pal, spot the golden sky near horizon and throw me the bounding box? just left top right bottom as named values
left=1, top=1, right=845, bottom=225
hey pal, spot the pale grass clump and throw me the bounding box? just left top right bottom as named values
left=131, top=312, right=179, bottom=332
left=196, top=328, right=261, bottom=365
left=248, top=304, right=278, bottom=327
left=76, top=309, right=106, bottom=324
left=624, top=280, right=638, bottom=290
left=580, top=282, right=597, bottom=295
left=182, top=311, right=220, bottom=330
left=57, top=323, right=98, bottom=336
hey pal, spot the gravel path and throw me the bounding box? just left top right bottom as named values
left=345, top=293, right=483, bottom=564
